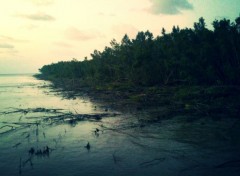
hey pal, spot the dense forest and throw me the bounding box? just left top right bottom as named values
left=38, top=17, right=240, bottom=87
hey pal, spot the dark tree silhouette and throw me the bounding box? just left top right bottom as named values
left=39, top=16, right=240, bottom=86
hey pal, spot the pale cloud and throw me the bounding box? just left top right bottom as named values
left=0, top=43, right=14, bottom=49
left=0, top=43, right=18, bottom=57
left=65, top=27, right=104, bottom=41
left=17, top=12, right=55, bottom=21
left=149, top=0, right=193, bottom=15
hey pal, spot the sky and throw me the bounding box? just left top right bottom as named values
left=0, top=0, right=239, bottom=74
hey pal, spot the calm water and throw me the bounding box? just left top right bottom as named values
left=0, top=74, right=239, bottom=176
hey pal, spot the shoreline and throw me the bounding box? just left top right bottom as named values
left=35, top=75, right=240, bottom=123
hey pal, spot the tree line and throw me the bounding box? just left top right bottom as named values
left=39, top=17, right=240, bottom=86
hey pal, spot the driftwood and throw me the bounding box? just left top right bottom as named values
left=0, top=125, right=16, bottom=134
left=0, top=107, right=63, bottom=115
left=0, top=108, right=121, bottom=136
left=0, top=125, right=15, bottom=130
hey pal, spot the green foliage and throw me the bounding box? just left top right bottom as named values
left=39, top=16, right=240, bottom=86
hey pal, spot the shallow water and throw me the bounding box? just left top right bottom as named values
left=0, top=74, right=240, bottom=176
